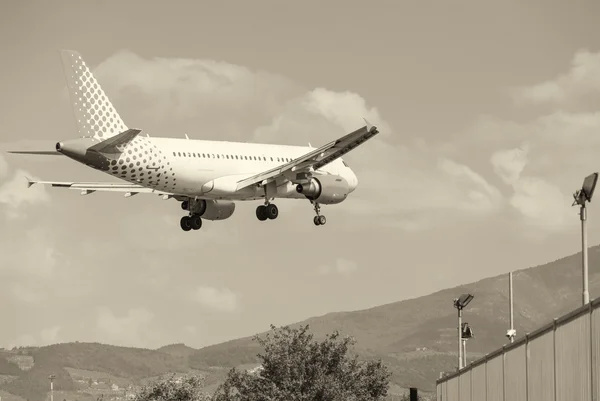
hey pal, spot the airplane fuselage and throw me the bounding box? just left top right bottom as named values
left=57, top=135, right=359, bottom=201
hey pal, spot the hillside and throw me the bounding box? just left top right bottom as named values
left=1, top=245, right=599, bottom=400
left=187, top=244, right=600, bottom=390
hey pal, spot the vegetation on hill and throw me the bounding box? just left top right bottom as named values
left=0, top=358, right=22, bottom=376
left=133, top=374, right=210, bottom=401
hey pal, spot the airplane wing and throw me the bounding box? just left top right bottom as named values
left=235, top=119, right=379, bottom=190
left=27, top=179, right=175, bottom=198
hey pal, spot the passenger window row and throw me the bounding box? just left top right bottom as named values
left=172, top=151, right=292, bottom=163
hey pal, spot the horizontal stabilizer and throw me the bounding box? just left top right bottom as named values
left=89, top=128, right=142, bottom=154
left=27, top=179, right=173, bottom=196
left=7, top=150, right=62, bottom=156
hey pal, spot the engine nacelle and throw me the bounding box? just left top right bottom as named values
left=201, top=200, right=236, bottom=221
left=295, top=175, right=350, bottom=204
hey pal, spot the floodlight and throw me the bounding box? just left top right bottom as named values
left=573, top=172, right=599, bottom=206
left=461, top=322, right=474, bottom=339
left=454, top=293, right=474, bottom=310
left=582, top=173, right=598, bottom=203
left=506, top=329, right=516, bottom=339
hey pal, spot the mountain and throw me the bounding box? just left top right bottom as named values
left=1, top=245, right=599, bottom=401
left=186, top=244, right=600, bottom=390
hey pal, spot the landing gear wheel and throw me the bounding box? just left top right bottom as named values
left=266, top=204, right=279, bottom=220
left=181, top=200, right=189, bottom=210
left=256, top=205, right=268, bottom=221
left=312, top=202, right=326, bottom=226
left=190, top=214, right=202, bottom=230
left=180, top=216, right=192, bottom=231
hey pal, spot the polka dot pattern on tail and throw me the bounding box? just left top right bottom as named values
left=60, top=50, right=128, bottom=140
left=107, top=137, right=178, bottom=193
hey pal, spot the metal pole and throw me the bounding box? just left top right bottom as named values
left=463, top=339, right=467, bottom=367
left=458, top=308, right=463, bottom=370
left=50, top=380, right=54, bottom=401
left=581, top=204, right=590, bottom=305
left=509, top=272, right=514, bottom=343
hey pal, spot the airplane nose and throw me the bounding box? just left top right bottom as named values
left=348, top=170, right=358, bottom=192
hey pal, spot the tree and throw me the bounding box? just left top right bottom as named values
left=132, top=374, right=211, bottom=401
left=212, top=324, right=391, bottom=401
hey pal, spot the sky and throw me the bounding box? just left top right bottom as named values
left=1, top=0, right=600, bottom=350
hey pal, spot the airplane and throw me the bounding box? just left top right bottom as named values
left=7, top=50, right=380, bottom=231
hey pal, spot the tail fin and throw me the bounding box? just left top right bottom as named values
left=59, top=50, right=128, bottom=141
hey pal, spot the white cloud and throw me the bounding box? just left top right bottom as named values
left=491, top=146, right=572, bottom=229
left=512, top=49, right=600, bottom=105
left=90, top=51, right=503, bottom=233
left=40, top=326, right=61, bottom=345
left=301, top=88, right=392, bottom=136
left=0, top=227, right=58, bottom=279
left=9, top=334, right=36, bottom=348
left=10, top=282, right=43, bottom=304
left=8, top=326, right=62, bottom=348
left=318, top=258, right=358, bottom=275
left=95, top=307, right=155, bottom=347
left=190, top=286, right=239, bottom=313
left=490, top=146, right=529, bottom=184
left=0, top=168, right=50, bottom=219
left=0, top=154, right=8, bottom=178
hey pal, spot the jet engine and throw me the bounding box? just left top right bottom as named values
left=295, top=175, right=350, bottom=204
left=186, top=199, right=236, bottom=220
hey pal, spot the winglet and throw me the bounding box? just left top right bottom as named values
left=363, top=118, right=372, bottom=131
left=24, top=176, right=35, bottom=188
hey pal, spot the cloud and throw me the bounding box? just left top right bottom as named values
left=8, top=326, right=62, bottom=348
left=9, top=334, right=36, bottom=349
left=190, top=286, right=239, bottom=313
left=318, top=258, right=358, bottom=275
left=0, top=227, right=58, bottom=279
left=0, top=154, right=7, bottom=178
left=95, top=307, right=155, bottom=347
left=40, top=326, right=61, bottom=345
left=10, top=282, right=44, bottom=304
left=512, top=49, right=600, bottom=105
left=491, top=145, right=572, bottom=229
left=89, top=51, right=503, bottom=232
left=0, top=168, right=50, bottom=219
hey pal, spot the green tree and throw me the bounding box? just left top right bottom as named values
left=132, top=374, right=210, bottom=401
left=212, top=324, right=391, bottom=401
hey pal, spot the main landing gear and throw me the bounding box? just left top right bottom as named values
left=256, top=203, right=279, bottom=221
left=312, top=201, right=326, bottom=226
left=180, top=199, right=203, bottom=232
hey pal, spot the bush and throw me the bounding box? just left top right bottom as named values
left=132, top=374, right=210, bottom=401
left=212, top=324, right=391, bottom=401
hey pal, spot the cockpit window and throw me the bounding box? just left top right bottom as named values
left=342, top=160, right=349, bottom=167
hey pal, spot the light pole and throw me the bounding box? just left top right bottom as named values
left=572, top=172, right=598, bottom=306
left=506, top=272, right=516, bottom=343
left=461, top=322, right=474, bottom=367
left=48, top=374, right=56, bottom=401
left=453, top=293, right=474, bottom=370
